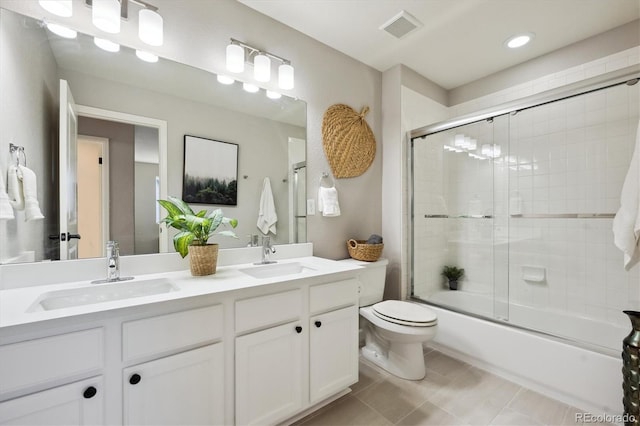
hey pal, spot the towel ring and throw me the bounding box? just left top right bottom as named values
left=9, top=143, right=26, bottom=166
left=319, top=172, right=335, bottom=188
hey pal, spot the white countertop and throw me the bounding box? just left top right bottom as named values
left=0, top=256, right=362, bottom=329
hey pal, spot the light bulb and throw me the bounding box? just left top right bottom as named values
left=92, top=0, right=121, bottom=34
left=217, top=75, right=235, bottom=85
left=278, top=63, right=294, bottom=90
left=243, top=83, right=259, bottom=93
left=136, top=50, right=158, bottom=63
left=94, top=37, right=120, bottom=52
left=46, top=23, right=77, bottom=39
left=139, top=9, right=163, bottom=46
left=226, top=44, right=244, bottom=73
left=39, top=0, right=72, bottom=17
left=254, top=54, right=271, bottom=82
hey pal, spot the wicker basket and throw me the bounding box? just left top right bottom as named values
left=347, top=239, right=383, bottom=262
left=188, top=243, right=219, bottom=276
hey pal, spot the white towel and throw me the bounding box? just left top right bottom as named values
left=318, top=186, right=341, bottom=217
left=19, top=165, right=44, bottom=221
left=257, top=177, right=277, bottom=235
left=613, top=120, right=640, bottom=271
left=0, top=166, right=14, bottom=220
left=7, top=165, right=24, bottom=211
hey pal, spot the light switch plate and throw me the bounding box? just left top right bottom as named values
left=307, top=199, right=315, bottom=215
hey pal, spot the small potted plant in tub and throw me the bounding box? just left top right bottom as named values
left=442, top=265, right=464, bottom=290
left=158, top=196, right=238, bottom=276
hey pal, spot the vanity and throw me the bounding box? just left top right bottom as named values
left=0, top=246, right=362, bottom=425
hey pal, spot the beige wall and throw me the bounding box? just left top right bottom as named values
left=2, top=0, right=383, bottom=260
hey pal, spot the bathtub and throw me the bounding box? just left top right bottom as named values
left=417, top=290, right=625, bottom=418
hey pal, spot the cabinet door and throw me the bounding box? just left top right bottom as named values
left=0, top=376, right=103, bottom=425
left=235, top=322, right=304, bottom=425
left=123, top=344, right=224, bottom=426
left=310, top=305, right=359, bottom=403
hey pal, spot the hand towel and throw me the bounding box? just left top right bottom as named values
left=318, top=186, right=341, bottom=217
left=257, top=177, right=277, bottom=235
left=7, top=165, right=24, bottom=211
left=19, top=165, right=44, bottom=221
left=0, top=166, right=14, bottom=220
left=613, top=120, right=640, bottom=270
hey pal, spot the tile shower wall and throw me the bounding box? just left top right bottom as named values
left=411, top=47, right=640, bottom=350
left=508, top=83, right=640, bottom=330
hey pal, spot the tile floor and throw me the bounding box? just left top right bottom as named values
left=295, top=347, right=614, bottom=426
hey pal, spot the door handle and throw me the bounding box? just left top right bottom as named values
left=67, top=233, right=81, bottom=240
left=295, top=326, right=302, bottom=334
left=314, top=321, right=322, bottom=328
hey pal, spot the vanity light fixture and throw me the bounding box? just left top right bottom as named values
left=38, top=0, right=73, bottom=17
left=92, top=0, right=121, bottom=34
left=505, top=33, right=534, bottom=49
left=226, top=38, right=295, bottom=90
left=94, top=37, right=120, bottom=52
left=136, top=50, right=159, bottom=63
left=217, top=75, right=235, bottom=85
left=138, top=8, right=163, bottom=46
left=45, top=22, right=77, bottom=39
left=266, top=90, right=282, bottom=100
left=254, top=53, right=271, bottom=82
left=243, top=83, right=260, bottom=93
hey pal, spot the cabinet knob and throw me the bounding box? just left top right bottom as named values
left=129, top=373, right=141, bottom=385
left=314, top=321, right=322, bottom=328
left=83, top=386, right=97, bottom=399
left=295, top=326, right=302, bottom=334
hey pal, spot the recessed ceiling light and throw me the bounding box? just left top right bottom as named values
left=505, top=33, right=534, bottom=49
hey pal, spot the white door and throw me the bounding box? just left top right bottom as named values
left=309, top=305, right=359, bottom=403
left=123, top=344, right=224, bottom=426
left=0, top=376, right=104, bottom=425
left=235, top=322, right=304, bottom=425
left=59, top=79, right=80, bottom=260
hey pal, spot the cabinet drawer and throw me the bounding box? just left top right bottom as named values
left=0, top=328, right=104, bottom=397
left=123, top=305, right=223, bottom=362
left=309, top=279, right=358, bottom=314
left=235, top=289, right=301, bottom=334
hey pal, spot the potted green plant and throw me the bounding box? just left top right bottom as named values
left=442, top=265, right=464, bottom=290
left=158, top=196, right=238, bottom=276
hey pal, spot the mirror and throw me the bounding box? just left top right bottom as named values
left=0, top=8, right=307, bottom=264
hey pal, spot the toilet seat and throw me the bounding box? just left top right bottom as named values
left=372, top=300, right=437, bottom=327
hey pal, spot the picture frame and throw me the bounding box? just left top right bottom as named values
left=182, top=135, right=238, bottom=205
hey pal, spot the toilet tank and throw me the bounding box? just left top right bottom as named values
left=338, top=258, right=389, bottom=307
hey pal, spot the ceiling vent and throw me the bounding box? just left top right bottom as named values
left=379, top=10, right=423, bottom=39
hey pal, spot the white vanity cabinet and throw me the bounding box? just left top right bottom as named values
left=0, top=328, right=105, bottom=425
left=121, top=305, right=225, bottom=426
left=0, top=376, right=104, bottom=426
left=235, top=280, right=358, bottom=425
left=123, top=344, right=224, bottom=425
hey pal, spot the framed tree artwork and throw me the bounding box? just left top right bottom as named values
left=182, top=135, right=238, bottom=205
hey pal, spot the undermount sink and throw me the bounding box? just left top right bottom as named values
left=28, top=277, right=179, bottom=312
left=239, top=262, right=307, bottom=279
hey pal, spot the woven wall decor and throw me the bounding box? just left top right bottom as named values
left=322, top=104, right=376, bottom=178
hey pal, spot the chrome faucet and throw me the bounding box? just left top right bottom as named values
left=92, top=241, right=133, bottom=284
left=256, top=236, right=277, bottom=265
left=106, top=240, right=120, bottom=281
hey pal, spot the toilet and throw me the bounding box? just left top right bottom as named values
left=340, top=258, right=438, bottom=380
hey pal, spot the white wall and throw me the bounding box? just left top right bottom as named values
left=0, top=10, right=58, bottom=263
left=1, top=0, right=383, bottom=260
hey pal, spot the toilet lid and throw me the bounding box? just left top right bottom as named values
left=372, top=300, right=437, bottom=327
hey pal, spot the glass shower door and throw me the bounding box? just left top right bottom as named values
left=411, top=115, right=509, bottom=321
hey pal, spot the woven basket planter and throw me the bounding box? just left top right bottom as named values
left=322, top=104, right=376, bottom=178
left=188, top=243, right=219, bottom=276
left=347, top=239, right=383, bottom=262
